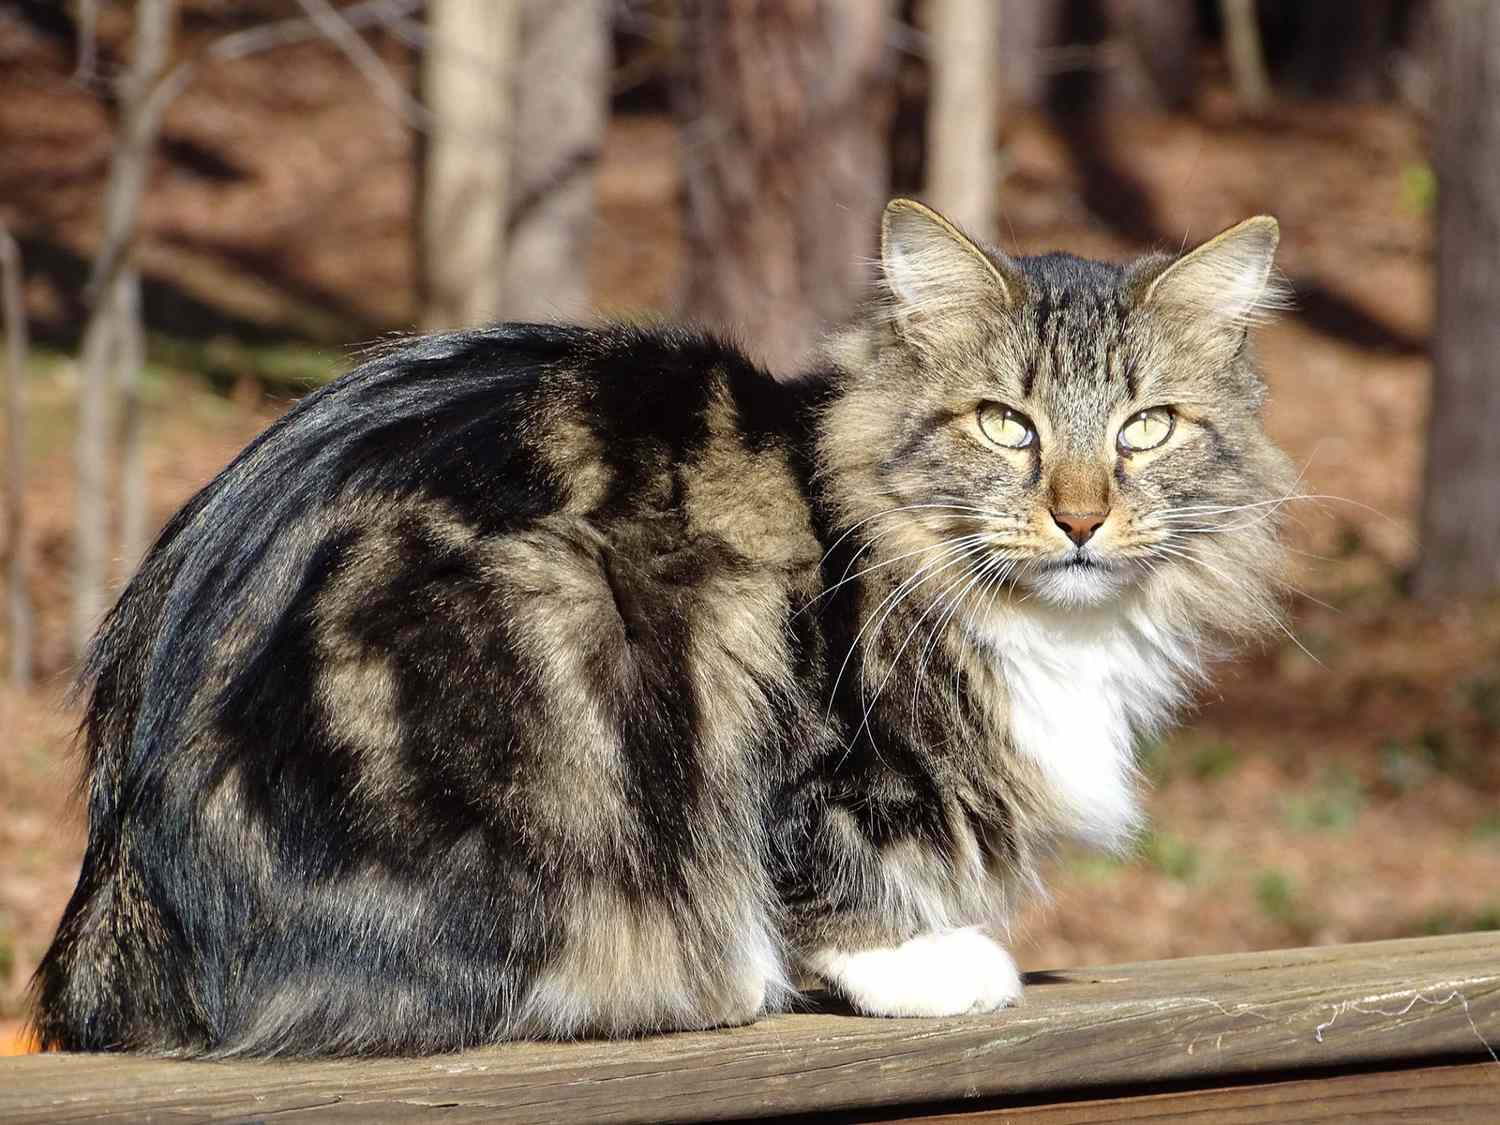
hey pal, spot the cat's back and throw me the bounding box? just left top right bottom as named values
left=322, top=322, right=822, bottom=552
left=38, top=322, right=829, bottom=1054
left=93, top=320, right=828, bottom=789
left=250, top=321, right=820, bottom=539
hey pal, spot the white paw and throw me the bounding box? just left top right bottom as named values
left=805, top=928, right=1023, bottom=1018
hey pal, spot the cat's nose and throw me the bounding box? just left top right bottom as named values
left=1051, top=510, right=1108, bottom=546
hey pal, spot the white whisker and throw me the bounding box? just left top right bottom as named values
left=824, top=538, right=994, bottom=723
left=849, top=547, right=1001, bottom=754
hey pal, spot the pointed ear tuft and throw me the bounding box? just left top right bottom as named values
left=1141, top=216, right=1289, bottom=329
left=880, top=198, right=1016, bottom=324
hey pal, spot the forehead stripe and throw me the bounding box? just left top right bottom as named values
left=1020, top=354, right=1039, bottom=398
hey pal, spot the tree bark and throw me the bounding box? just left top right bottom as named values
left=1219, top=0, right=1272, bottom=115
left=115, top=269, right=148, bottom=575
left=674, top=0, right=895, bottom=373
left=998, top=0, right=1052, bottom=109
left=1415, top=1, right=1500, bottom=598
left=1, top=226, right=32, bottom=688
left=418, top=0, right=518, bottom=329
left=924, top=0, right=1001, bottom=244
left=73, top=0, right=176, bottom=657
left=1108, top=0, right=1199, bottom=110
left=503, top=0, right=609, bottom=322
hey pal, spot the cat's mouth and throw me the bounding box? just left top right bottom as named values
left=1022, top=550, right=1134, bottom=607
left=1042, top=549, right=1107, bottom=571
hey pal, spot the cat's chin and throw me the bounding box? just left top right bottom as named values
left=1018, top=559, right=1133, bottom=608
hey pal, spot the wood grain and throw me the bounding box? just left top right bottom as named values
left=910, top=1063, right=1500, bottom=1124
left=0, top=932, right=1496, bottom=1124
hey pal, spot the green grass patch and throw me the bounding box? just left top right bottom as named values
left=1252, top=868, right=1320, bottom=942
left=1400, top=162, right=1437, bottom=214
left=1472, top=815, right=1500, bottom=843
left=1188, top=741, right=1241, bottom=781
left=1135, top=736, right=1170, bottom=783
left=1379, top=740, right=1436, bottom=794
left=1254, top=868, right=1297, bottom=922
left=1138, top=735, right=1241, bottom=785
left=1139, top=830, right=1200, bottom=882
left=1461, top=675, right=1500, bottom=734
left=1418, top=905, right=1500, bottom=936
left=1064, top=850, right=1127, bottom=882
left=1281, top=765, right=1366, bottom=831
left=149, top=334, right=346, bottom=392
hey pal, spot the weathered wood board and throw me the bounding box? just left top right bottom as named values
left=909, top=1062, right=1500, bottom=1123
left=1, top=932, right=1497, bottom=1123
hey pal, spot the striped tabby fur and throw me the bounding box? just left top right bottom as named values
left=33, top=200, right=1293, bottom=1056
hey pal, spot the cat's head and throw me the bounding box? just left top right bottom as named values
left=819, top=199, right=1296, bottom=645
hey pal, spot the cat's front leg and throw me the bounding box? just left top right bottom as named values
left=804, top=927, right=1023, bottom=1018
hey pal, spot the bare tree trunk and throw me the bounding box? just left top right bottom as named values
left=1122, top=0, right=1199, bottom=108
left=1219, top=0, right=1272, bottom=115
left=1, top=226, right=32, bottom=688
left=674, top=0, right=895, bottom=373
left=503, top=0, right=609, bottom=322
left=116, top=270, right=148, bottom=574
left=999, top=0, right=1052, bottom=109
left=925, top=0, right=1001, bottom=243
left=1415, top=2, right=1500, bottom=598
left=418, top=0, right=518, bottom=330
left=73, top=0, right=176, bottom=657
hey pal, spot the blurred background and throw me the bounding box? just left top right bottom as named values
left=1, top=0, right=1498, bottom=1050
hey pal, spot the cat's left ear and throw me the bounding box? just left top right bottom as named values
left=880, top=198, right=1021, bottom=327
left=1138, top=216, right=1289, bottom=330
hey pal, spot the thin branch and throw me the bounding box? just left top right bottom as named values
left=206, top=0, right=423, bottom=63
left=74, top=0, right=101, bottom=85
left=115, top=270, right=148, bottom=577
left=84, top=0, right=181, bottom=302
left=74, top=0, right=176, bottom=656
left=87, top=0, right=427, bottom=300
left=1220, top=0, right=1273, bottom=114
left=296, top=0, right=432, bottom=132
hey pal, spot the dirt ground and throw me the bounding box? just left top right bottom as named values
left=1, top=26, right=1497, bottom=1048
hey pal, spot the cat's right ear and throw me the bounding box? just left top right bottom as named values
left=880, top=199, right=1019, bottom=329
left=1138, top=216, right=1289, bottom=330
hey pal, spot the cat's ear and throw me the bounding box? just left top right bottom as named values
left=880, top=198, right=1019, bottom=326
left=1139, top=216, right=1289, bottom=329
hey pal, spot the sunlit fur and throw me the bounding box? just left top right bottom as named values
left=33, top=202, right=1293, bottom=1057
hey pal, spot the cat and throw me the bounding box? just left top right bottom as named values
left=31, top=198, right=1294, bottom=1057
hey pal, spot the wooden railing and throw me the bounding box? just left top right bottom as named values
left=2, top=932, right=1497, bottom=1123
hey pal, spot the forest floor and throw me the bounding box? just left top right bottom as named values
left=2, top=31, right=1498, bottom=1050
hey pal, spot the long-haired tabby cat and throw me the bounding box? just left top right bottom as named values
left=33, top=199, right=1293, bottom=1057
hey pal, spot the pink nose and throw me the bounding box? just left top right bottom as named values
left=1052, top=510, right=1108, bottom=547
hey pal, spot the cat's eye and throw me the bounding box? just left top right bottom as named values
left=976, top=403, right=1035, bottom=449
left=1117, top=407, right=1175, bottom=453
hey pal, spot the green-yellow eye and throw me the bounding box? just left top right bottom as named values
left=1118, top=407, right=1175, bottom=452
left=976, top=403, right=1035, bottom=449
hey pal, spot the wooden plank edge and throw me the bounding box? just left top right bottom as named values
left=739, top=1057, right=1500, bottom=1124
left=0, top=932, right=1496, bottom=1124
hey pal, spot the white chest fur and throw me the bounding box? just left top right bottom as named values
left=979, top=601, right=1196, bottom=850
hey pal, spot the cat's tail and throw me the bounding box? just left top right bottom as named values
left=28, top=484, right=221, bottom=1053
